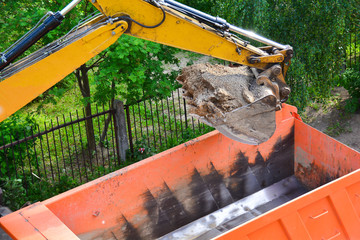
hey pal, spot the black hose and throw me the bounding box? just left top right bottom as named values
left=122, top=5, right=166, bottom=29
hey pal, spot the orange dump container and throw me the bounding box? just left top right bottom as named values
left=1, top=104, right=360, bottom=239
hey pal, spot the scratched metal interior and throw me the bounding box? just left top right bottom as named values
left=77, top=128, right=304, bottom=240
left=153, top=128, right=298, bottom=240
left=160, top=175, right=308, bottom=240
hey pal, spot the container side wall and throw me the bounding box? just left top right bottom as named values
left=0, top=202, right=79, bottom=240
left=0, top=105, right=297, bottom=239
left=294, top=119, right=360, bottom=189
left=36, top=105, right=296, bottom=239
left=216, top=168, right=360, bottom=239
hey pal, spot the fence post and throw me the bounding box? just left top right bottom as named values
left=125, top=105, right=134, bottom=153
left=113, top=100, right=129, bottom=163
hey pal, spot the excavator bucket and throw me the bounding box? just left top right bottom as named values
left=178, top=63, right=288, bottom=145
left=211, top=96, right=277, bottom=145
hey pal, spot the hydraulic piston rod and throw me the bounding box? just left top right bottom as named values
left=0, top=0, right=82, bottom=71
left=161, top=0, right=288, bottom=50
left=60, top=0, right=83, bottom=16
left=228, top=25, right=288, bottom=50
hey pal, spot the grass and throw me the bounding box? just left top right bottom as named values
left=302, top=88, right=353, bottom=138
left=23, top=76, right=86, bottom=121
left=309, top=102, right=320, bottom=111
left=325, top=121, right=352, bottom=137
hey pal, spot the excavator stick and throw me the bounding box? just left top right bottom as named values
left=88, top=0, right=293, bottom=144
left=0, top=0, right=293, bottom=144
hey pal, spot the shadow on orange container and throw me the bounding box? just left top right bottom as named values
left=1, top=104, right=360, bottom=239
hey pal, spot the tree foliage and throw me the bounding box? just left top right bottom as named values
left=93, top=35, right=179, bottom=105
left=1, top=0, right=179, bottom=106
left=179, top=0, right=358, bottom=110
left=0, top=1, right=94, bottom=55
left=337, top=64, right=360, bottom=112
left=0, top=113, right=37, bottom=177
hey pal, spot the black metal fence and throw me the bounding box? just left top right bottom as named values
left=346, top=26, right=359, bottom=70
left=125, top=89, right=211, bottom=154
left=0, top=90, right=213, bottom=191
left=0, top=105, right=118, bottom=185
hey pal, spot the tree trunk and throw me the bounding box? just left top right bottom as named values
left=100, top=80, right=116, bottom=146
left=100, top=114, right=112, bottom=147
left=75, top=64, right=96, bottom=152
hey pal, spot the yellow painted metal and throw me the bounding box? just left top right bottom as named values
left=0, top=21, right=128, bottom=122
left=253, top=54, right=285, bottom=63
left=90, top=0, right=281, bottom=69
left=0, top=0, right=290, bottom=123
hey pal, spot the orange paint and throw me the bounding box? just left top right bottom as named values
left=1, top=104, right=359, bottom=239
left=216, top=169, right=360, bottom=239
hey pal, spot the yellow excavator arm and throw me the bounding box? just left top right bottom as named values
left=0, top=0, right=293, bottom=143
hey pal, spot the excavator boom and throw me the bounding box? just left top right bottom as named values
left=0, top=0, right=293, bottom=144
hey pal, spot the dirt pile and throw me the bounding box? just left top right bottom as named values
left=177, top=63, right=277, bottom=145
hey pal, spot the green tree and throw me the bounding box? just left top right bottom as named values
left=179, top=0, right=358, bottom=110
left=93, top=35, right=179, bottom=105
left=92, top=35, right=179, bottom=144
left=0, top=1, right=94, bottom=56
left=1, top=0, right=180, bottom=157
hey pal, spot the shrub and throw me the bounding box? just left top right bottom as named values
left=0, top=175, right=80, bottom=211
left=178, top=0, right=357, bottom=111
left=337, top=66, right=360, bottom=112
left=0, top=178, right=26, bottom=210
left=0, top=113, right=37, bottom=178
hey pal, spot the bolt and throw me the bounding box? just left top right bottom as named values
left=92, top=0, right=96, bottom=3
left=112, top=31, right=116, bottom=36
left=236, top=47, right=241, bottom=55
left=281, top=87, right=291, bottom=98
left=286, top=49, right=294, bottom=58
left=248, top=57, right=260, bottom=64
left=272, top=65, right=282, bottom=76
left=93, top=210, right=100, bottom=217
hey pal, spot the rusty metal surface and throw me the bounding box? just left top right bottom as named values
left=294, top=119, right=360, bottom=189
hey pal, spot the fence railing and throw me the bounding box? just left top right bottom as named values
left=124, top=89, right=211, bottom=154
left=0, top=90, right=213, bottom=193
left=347, top=27, right=359, bottom=70
left=0, top=105, right=118, bottom=185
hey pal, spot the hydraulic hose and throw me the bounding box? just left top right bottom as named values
left=0, top=0, right=82, bottom=71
